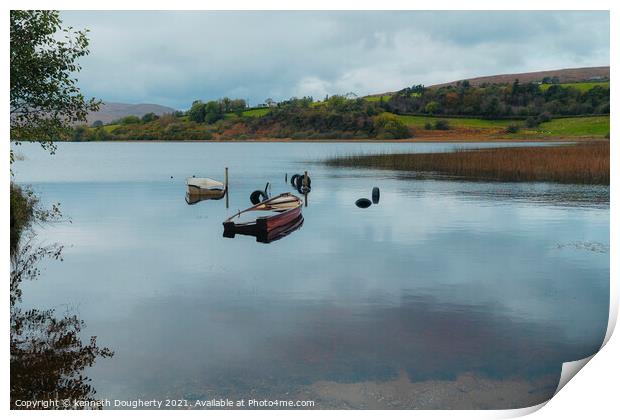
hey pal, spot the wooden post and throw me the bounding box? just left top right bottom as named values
left=225, top=167, right=229, bottom=209
left=285, top=173, right=288, bottom=183
left=304, top=171, right=308, bottom=207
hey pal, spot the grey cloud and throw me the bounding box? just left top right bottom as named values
left=61, top=11, right=609, bottom=109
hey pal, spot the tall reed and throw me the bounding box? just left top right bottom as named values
left=326, top=142, right=609, bottom=185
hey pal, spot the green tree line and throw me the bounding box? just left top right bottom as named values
left=386, top=80, right=609, bottom=118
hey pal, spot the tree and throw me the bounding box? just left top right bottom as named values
left=141, top=112, right=158, bottom=123
left=204, top=101, right=223, bottom=123
left=221, top=97, right=232, bottom=113
left=424, top=101, right=439, bottom=115
left=373, top=113, right=411, bottom=139
left=10, top=11, right=100, bottom=163
left=188, top=101, right=206, bottom=123
left=482, top=96, right=501, bottom=117
left=91, top=120, right=103, bottom=128
left=230, top=99, right=247, bottom=113
left=10, top=14, right=113, bottom=406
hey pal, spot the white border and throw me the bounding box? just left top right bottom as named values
left=2, top=1, right=616, bottom=419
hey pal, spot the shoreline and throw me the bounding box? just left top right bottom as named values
left=59, top=137, right=606, bottom=144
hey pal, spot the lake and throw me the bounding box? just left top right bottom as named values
left=12, top=141, right=610, bottom=409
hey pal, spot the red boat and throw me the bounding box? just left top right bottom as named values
left=223, top=193, right=303, bottom=238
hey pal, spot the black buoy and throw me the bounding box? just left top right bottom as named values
left=290, top=174, right=301, bottom=187
left=250, top=182, right=271, bottom=205
left=295, top=174, right=311, bottom=190
left=250, top=190, right=267, bottom=205
left=355, top=198, right=372, bottom=208
left=372, top=187, right=380, bottom=204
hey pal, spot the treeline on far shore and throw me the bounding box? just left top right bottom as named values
left=71, top=80, right=610, bottom=141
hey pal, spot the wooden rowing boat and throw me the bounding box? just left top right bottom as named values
left=223, top=193, right=303, bottom=237
left=186, top=177, right=226, bottom=198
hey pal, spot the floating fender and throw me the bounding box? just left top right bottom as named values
left=372, top=187, right=380, bottom=204
left=250, top=190, right=268, bottom=205
left=290, top=174, right=301, bottom=187
left=355, top=198, right=372, bottom=208
left=295, top=174, right=312, bottom=190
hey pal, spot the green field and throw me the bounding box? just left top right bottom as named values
left=242, top=108, right=271, bottom=117
left=391, top=113, right=609, bottom=138
left=364, top=95, right=392, bottom=102
left=392, top=114, right=519, bottom=129
left=533, top=116, right=610, bottom=137
left=539, top=81, right=609, bottom=92
left=224, top=108, right=271, bottom=119
left=102, top=124, right=120, bottom=133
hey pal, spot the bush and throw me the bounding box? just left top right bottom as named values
left=424, top=122, right=433, bottom=130
left=506, top=124, right=520, bottom=133
left=72, top=125, right=89, bottom=141
left=118, top=115, right=141, bottom=125
left=374, top=113, right=411, bottom=139
left=10, top=184, right=36, bottom=254
left=434, top=120, right=450, bottom=130
left=538, top=112, right=552, bottom=123
left=141, top=113, right=159, bottom=123
left=525, top=117, right=539, bottom=128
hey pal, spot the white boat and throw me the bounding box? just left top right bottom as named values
left=186, top=177, right=226, bottom=197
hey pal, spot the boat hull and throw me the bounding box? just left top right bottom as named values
left=223, top=193, right=303, bottom=238
left=186, top=184, right=226, bottom=197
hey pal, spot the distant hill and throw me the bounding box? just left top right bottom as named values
left=87, top=102, right=176, bottom=125
left=431, top=66, right=610, bottom=88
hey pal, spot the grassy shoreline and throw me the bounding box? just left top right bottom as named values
left=79, top=114, right=610, bottom=142
left=62, top=136, right=606, bottom=144
left=325, top=142, right=609, bottom=185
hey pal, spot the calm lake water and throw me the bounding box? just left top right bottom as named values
left=12, top=141, right=609, bottom=409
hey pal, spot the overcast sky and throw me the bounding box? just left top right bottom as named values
left=61, top=11, right=609, bottom=110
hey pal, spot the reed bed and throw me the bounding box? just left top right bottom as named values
left=326, top=142, right=609, bottom=185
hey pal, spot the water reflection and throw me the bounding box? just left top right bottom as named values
left=92, top=289, right=594, bottom=408
left=10, top=241, right=113, bottom=409
left=224, top=215, right=304, bottom=243
left=11, top=142, right=609, bottom=409
left=185, top=192, right=225, bottom=205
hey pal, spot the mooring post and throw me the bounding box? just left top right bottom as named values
left=303, top=171, right=309, bottom=207
left=225, top=167, right=229, bottom=209
left=285, top=173, right=288, bottom=183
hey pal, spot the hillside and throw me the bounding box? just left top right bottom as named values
left=431, top=66, right=609, bottom=88
left=73, top=66, right=609, bottom=141
left=87, top=102, right=176, bottom=125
